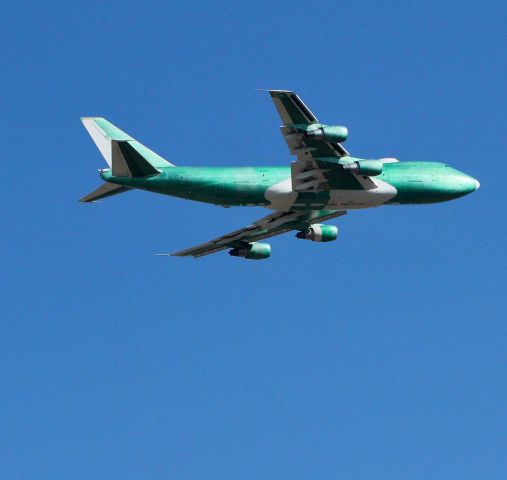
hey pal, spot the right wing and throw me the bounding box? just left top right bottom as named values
left=269, top=89, right=350, bottom=158
left=268, top=90, right=375, bottom=192
left=164, top=209, right=346, bottom=258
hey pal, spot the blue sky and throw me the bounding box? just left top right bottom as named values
left=2, top=1, right=506, bottom=478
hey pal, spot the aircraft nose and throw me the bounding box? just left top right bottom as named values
left=460, top=175, right=480, bottom=194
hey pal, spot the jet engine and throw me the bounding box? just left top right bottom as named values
left=305, top=125, right=348, bottom=143
left=229, top=242, right=271, bottom=260
left=296, top=224, right=338, bottom=242
left=342, top=159, right=383, bottom=177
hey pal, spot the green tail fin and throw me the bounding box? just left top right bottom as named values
left=81, top=117, right=174, bottom=176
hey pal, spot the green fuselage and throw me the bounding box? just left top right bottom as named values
left=102, top=161, right=478, bottom=209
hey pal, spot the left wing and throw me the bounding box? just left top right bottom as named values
left=164, top=210, right=346, bottom=258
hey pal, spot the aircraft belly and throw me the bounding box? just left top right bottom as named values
left=264, top=178, right=298, bottom=210
left=326, top=178, right=397, bottom=209
left=265, top=177, right=397, bottom=211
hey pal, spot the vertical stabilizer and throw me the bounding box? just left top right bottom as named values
left=81, top=117, right=174, bottom=170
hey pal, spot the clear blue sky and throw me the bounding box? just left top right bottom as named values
left=2, top=1, right=506, bottom=478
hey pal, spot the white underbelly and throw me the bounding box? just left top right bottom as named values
left=265, top=177, right=397, bottom=210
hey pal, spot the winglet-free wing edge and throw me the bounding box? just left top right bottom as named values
left=163, top=210, right=347, bottom=259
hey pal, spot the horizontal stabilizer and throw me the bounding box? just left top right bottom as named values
left=79, top=182, right=132, bottom=202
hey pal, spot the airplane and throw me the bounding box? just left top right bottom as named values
left=80, top=90, right=480, bottom=260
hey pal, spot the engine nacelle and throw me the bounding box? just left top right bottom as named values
left=296, top=224, right=338, bottom=242
left=306, top=125, right=348, bottom=143
left=342, top=159, right=383, bottom=177
left=229, top=242, right=271, bottom=260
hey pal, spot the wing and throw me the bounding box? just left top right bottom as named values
left=269, top=90, right=374, bottom=192
left=165, top=209, right=346, bottom=258
left=269, top=89, right=349, bottom=158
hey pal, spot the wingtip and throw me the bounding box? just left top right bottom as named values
left=254, top=89, right=293, bottom=96
left=80, top=116, right=106, bottom=123
left=267, top=89, right=293, bottom=97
